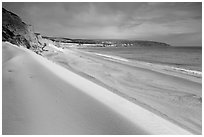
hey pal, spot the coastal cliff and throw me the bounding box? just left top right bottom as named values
left=2, top=8, right=44, bottom=53
left=43, top=36, right=171, bottom=47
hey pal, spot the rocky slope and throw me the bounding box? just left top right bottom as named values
left=2, top=8, right=44, bottom=53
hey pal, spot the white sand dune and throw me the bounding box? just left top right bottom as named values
left=2, top=42, right=193, bottom=134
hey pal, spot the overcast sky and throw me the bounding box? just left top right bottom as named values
left=3, top=2, right=202, bottom=46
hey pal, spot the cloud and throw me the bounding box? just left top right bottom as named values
left=3, top=2, right=202, bottom=46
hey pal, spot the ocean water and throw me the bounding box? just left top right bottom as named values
left=80, top=46, right=202, bottom=72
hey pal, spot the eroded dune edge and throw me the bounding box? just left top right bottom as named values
left=2, top=42, right=199, bottom=134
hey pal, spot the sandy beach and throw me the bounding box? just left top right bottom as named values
left=2, top=42, right=196, bottom=134
left=3, top=2, right=202, bottom=135
left=42, top=43, right=201, bottom=134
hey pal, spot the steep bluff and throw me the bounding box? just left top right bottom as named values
left=2, top=8, right=43, bottom=53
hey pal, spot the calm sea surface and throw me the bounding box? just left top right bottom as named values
left=79, top=46, right=202, bottom=71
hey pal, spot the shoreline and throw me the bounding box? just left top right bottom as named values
left=42, top=45, right=201, bottom=134
left=86, top=51, right=202, bottom=77
left=77, top=46, right=201, bottom=72
left=72, top=48, right=201, bottom=85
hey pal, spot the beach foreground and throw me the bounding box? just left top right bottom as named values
left=2, top=42, right=198, bottom=134
left=43, top=43, right=201, bottom=134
